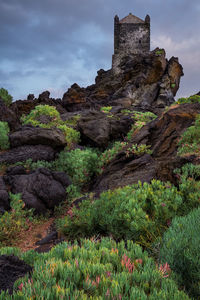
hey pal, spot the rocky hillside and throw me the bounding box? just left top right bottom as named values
left=0, top=48, right=200, bottom=299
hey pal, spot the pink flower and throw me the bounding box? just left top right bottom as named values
left=157, top=262, right=171, bottom=278
left=106, top=289, right=110, bottom=297
left=161, top=203, right=166, bottom=207
left=75, top=259, right=79, bottom=268
left=135, top=259, right=143, bottom=265
left=18, top=283, right=24, bottom=291
left=106, top=271, right=111, bottom=277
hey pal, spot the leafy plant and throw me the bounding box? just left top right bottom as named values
left=177, top=113, right=200, bottom=156
left=171, top=83, right=176, bottom=89
left=21, top=105, right=80, bottom=148
left=0, top=193, right=35, bottom=246
left=0, top=238, right=189, bottom=299
left=100, top=106, right=112, bottom=113
left=177, top=94, right=200, bottom=104
left=174, top=163, right=200, bottom=214
left=160, top=206, right=200, bottom=298
left=0, top=121, right=10, bottom=150
left=0, top=87, right=13, bottom=106
left=56, top=180, right=182, bottom=244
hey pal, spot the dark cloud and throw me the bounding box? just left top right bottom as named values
left=0, top=0, right=200, bottom=99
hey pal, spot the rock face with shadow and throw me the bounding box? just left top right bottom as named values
left=93, top=103, right=200, bottom=194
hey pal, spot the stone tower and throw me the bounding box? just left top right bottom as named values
left=112, top=13, right=150, bottom=74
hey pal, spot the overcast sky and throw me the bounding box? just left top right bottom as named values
left=1, top=0, right=200, bottom=101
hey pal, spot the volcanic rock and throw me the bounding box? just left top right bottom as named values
left=0, top=255, right=32, bottom=294
left=0, top=145, right=56, bottom=165
left=4, top=168, right=71, bottom=214
left=9, top=125, right=67, bottom=149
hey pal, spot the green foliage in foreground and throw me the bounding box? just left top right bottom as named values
left=177, top=94, right=200, bottom=104
left=160, top=207, right=200, bottom=298
left=0, top=87, right=13, bottom=106
left=177, top=113, right=200, bottom=156
left=0, top=238, right=189, bottom=299
left=0, top=121, right=10, bottom=150
left=0, top=193, right=35, bottom=246
left=174, top=163, right=200, bottom=214
left=56, top=180, right=182, bottom=244
left=21, top=105, right=80, bottom=148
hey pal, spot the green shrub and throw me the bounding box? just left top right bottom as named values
left=126, top=111, right=157, bottom=141
left=21, top=105, right=80, bottom=148
left=0, top=193, right=35, bottom=246
left=174, top=163, right=200, bottom=214
left=0, top=88, right=13, bottom=106
left=0, top=238, right=189, bottom=299
left=160, top=207, right=200, bottom=298
left=54, top=148, right=99, bottom=188
left=56, top=180, right=182, bottom=244
left=0, top=121, right=9, bottom=150
left=177, top=94, right=200, bottom=104
left=100, top=106, right=112, bottom=113
left=177, top=114, right=200, bottom=156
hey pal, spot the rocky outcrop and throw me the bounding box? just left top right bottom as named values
left=10, top=90, right=66, bottom=119
left=0, top=255, right=32, bottom=294
left=0, top=145, right=56, bottom=165
left=93, top=103, right=200, bottom=193
left=4, top=168, right=71, bottom=214
left=9, top=126, right=67, bottom=149
left=62, top=48, right=183, bottom=114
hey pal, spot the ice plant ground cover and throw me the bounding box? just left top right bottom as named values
left=0, top=238, right=190, bottom=299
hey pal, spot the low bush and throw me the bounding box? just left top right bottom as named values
left=159, top=207, right=200, bottom=298
left=100, top=106, right=112, bottom=113
left=177, top=113, right=200, bottom=156
left=21, top=105, right=80, bottom=148
left=56, top=180, right=182, bottom=244
left=177, top=94, right=200, bottom=104
left=55, top=148, right=99, bottom=188
left=0, top=87, right=13, bottom=106
left=174, top=163, right=200, bottom=214
left=0, top=193, right=35, bottom=246
left=0, top=238, right=189, bottom=299
left=0, top=121, right=10, bottom=150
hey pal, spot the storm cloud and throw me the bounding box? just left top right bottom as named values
left=0, top=0, right=200, bottom=100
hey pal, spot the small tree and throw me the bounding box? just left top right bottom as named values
left=0, top=88, right=13, bottom=106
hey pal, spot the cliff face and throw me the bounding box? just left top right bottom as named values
left=62, top=48, right=183, bottom=114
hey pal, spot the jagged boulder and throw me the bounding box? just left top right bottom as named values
left=9, top=126, right=67, bottom=149
left=77, top=110, right=133, bottom=148
left=62, top=48, right=183, bottom=114
left=0, top=145, right=56, bottom=165
left=0, top=98, right=20, bottom=131
left=4, top=168, right=71, bottom=214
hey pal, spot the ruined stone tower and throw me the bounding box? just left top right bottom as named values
left=112, top=13, right=150, bottom=74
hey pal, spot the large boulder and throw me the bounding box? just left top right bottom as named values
left=78, top=110, right=133, bottom=148
left=9, top=126, right=67, bottom=149
left=0, top=145, right=56, bottom=165
left=4, top=168, right=71, bottom=214
left=0, top=255, right=32, bottom=294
